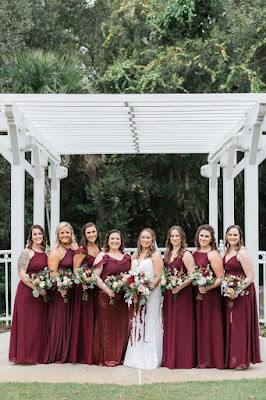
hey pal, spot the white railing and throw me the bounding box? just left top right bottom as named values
left=259, top=251, right=266, bottom=324
left=1, top=248, right=265, bottom=325
left=0, top=250, right=11, bottom=324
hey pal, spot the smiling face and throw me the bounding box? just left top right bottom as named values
left=58, top=226, right=72, bottom=246
left=170, top=229, right=182, bottom=247
left=31, top=228, right=43, bottom=247
left=85, top=225, right=98, bottom=244
left=198, top=229, right=212, bottom=248
left=140, top=230, right=153, bottom=250
left=108, top=232, right=121, bottom=251
left=227, top=227, right=240, bottom=247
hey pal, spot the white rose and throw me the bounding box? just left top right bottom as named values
left=39, top=281, right=45, bottom=288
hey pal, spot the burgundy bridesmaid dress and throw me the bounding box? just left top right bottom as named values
left=9, top=251, right=48, bottom=364
left=44, top=247, right=75, bottom=363
left=193, top=251, right=224, bottom=369
left=70, top=247, right=95, bottom=364
left=93, top=253, right=131, bottom=366
left=223, top=254, right=261, bottom=368
left=162, top=253, right=196, bottom=368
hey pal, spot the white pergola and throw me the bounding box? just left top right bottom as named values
left=0, top=93, right=266, bottom=309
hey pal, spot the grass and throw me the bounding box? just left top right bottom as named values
left=0, top=380, right=266, bottom=400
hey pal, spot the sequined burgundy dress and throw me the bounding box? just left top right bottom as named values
left=70, top=247, right=96, bottom=364
left=223, top=253, right=261, bottom=368
left=44, top=247, right=75, bottom=363
left=162, top=252, right=195, bottom=369
left=93, top=253, right=131, bottom=366
left=9, top=251, right=48, bottom=364
left=193, top=251, right=224, bottom=369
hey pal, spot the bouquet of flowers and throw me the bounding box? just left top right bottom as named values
left=190, top=264, right=215, bottom=300
left=53, top=268, right=74, bottom=303
left=105, top=273, right=125, bottom=305
left=221, top=274, right=249, bottom=308
left=28, top=267, right=53, bottom=303
left=123, top=260, right=153, bottom=343
left=161, top=265, right=188, bottom=300
left=74, top=265, right=97, bottom=301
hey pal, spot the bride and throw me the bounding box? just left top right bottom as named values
left=123, top=228, right=163, bottom=369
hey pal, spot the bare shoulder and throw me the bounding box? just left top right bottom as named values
left=131, top=252, right=137, bottom=260
left=208, top=249, right=222, bottom=261
left=183, top=250, right=194, bottom=261
left=191, top=248, right=197, bottom=254
left=152, top=250, right=163, bottom=261
left=237, top=247, right=249, bottom=259
left=48, top=248, right=61, bottom=260
left=94, top=251, right=105, bottom=264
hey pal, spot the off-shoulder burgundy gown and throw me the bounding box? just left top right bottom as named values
left=70, top=247, right=96, bottom=364
left=93, top=253, right=131, bottom=366
left=223, top=254, right=261, bottom=368
left=162, top=253, right=196, bottom=368
left=44, top=247, right=75, bottom=363
left=9, top=251, right=48, bottom=364
left=193, top=251, right=224, bottom=369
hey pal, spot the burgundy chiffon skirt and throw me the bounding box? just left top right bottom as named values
left=224, top=283, right=261, bottom=368
left=195, top=287, right=224, bottom=369
left=162, top=285, right=195, bottom=368
left=43, top=285, right=74, bottom=363
left=9, top=281, right=49, bottom=364
left=70, top=285, right=94, bottom=364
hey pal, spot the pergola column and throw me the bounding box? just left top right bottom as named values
left=33, top=167, right=45, bottom=227
left=11, top=153, right=25, bottom=310
left=222, top=166, right=234, bottom=236
left=244, top=151, right=259, bottom=294
left=49, top=163, right=68, bottom=247
left=201, top=162, right=219, bottom=238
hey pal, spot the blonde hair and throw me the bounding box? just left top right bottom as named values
left=54, top=221, right=77, bottom=256
left=135, top=228, right=156, bottom=259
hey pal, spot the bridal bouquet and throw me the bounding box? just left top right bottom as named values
left=161, top=265, right=188, bottom=300
left=123, top=260, right=153, bottom=343
left=221, top=274, right=249, bottom=308
left=105, top=274, right=125, bottom=305
left=53, top=268, right=74, bottom=303
left=74, top=265, right=97, bottom=301
left=28, top=267, right=53, bottom=303
left=190, top=264, right=215, bottom=300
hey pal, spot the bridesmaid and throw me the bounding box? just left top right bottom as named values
left=193, top=224, right=224, bottom=369
left=9, top=225, right=48, bottom=364
left=162, top=226, right=196, bottom=369
left=44, top=221, right=78, bottom=363
left=70, top=222, right=101, bottom=364
left=223, top=225, right=261, bottom=369
left=93, top=229, right=131, bottom=366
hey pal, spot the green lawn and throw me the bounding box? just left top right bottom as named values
left=0, top=380, right=266, bottom=400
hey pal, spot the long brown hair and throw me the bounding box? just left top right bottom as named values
left=80, top=222, right=101, bottom=258
left=194, top=224, right=217, bottom=250
left=224, top=224, right=244, bottom=253
left=27, top=224, right=47, bottom=250
left=164, top=226, right=187, bottom=264
left=103, top=229, right=125, bottom=253
left=135, top=228, right=156, bottom=259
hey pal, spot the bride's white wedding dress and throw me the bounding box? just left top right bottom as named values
left=123, top=258, right=163, bottom=369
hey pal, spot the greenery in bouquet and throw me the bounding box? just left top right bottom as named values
left=190, top=264, right=215, bottom=300
left=27, top=267, right=53, bottom=303
left=53, top=268, right=74, bottom=303
left=74, top=265, right=97, bottom=301
left=105, top=274, right=125, bottom=305
left=161, top=265, right=188, bottom=300
left=221, top=274, right=249, bottom=308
